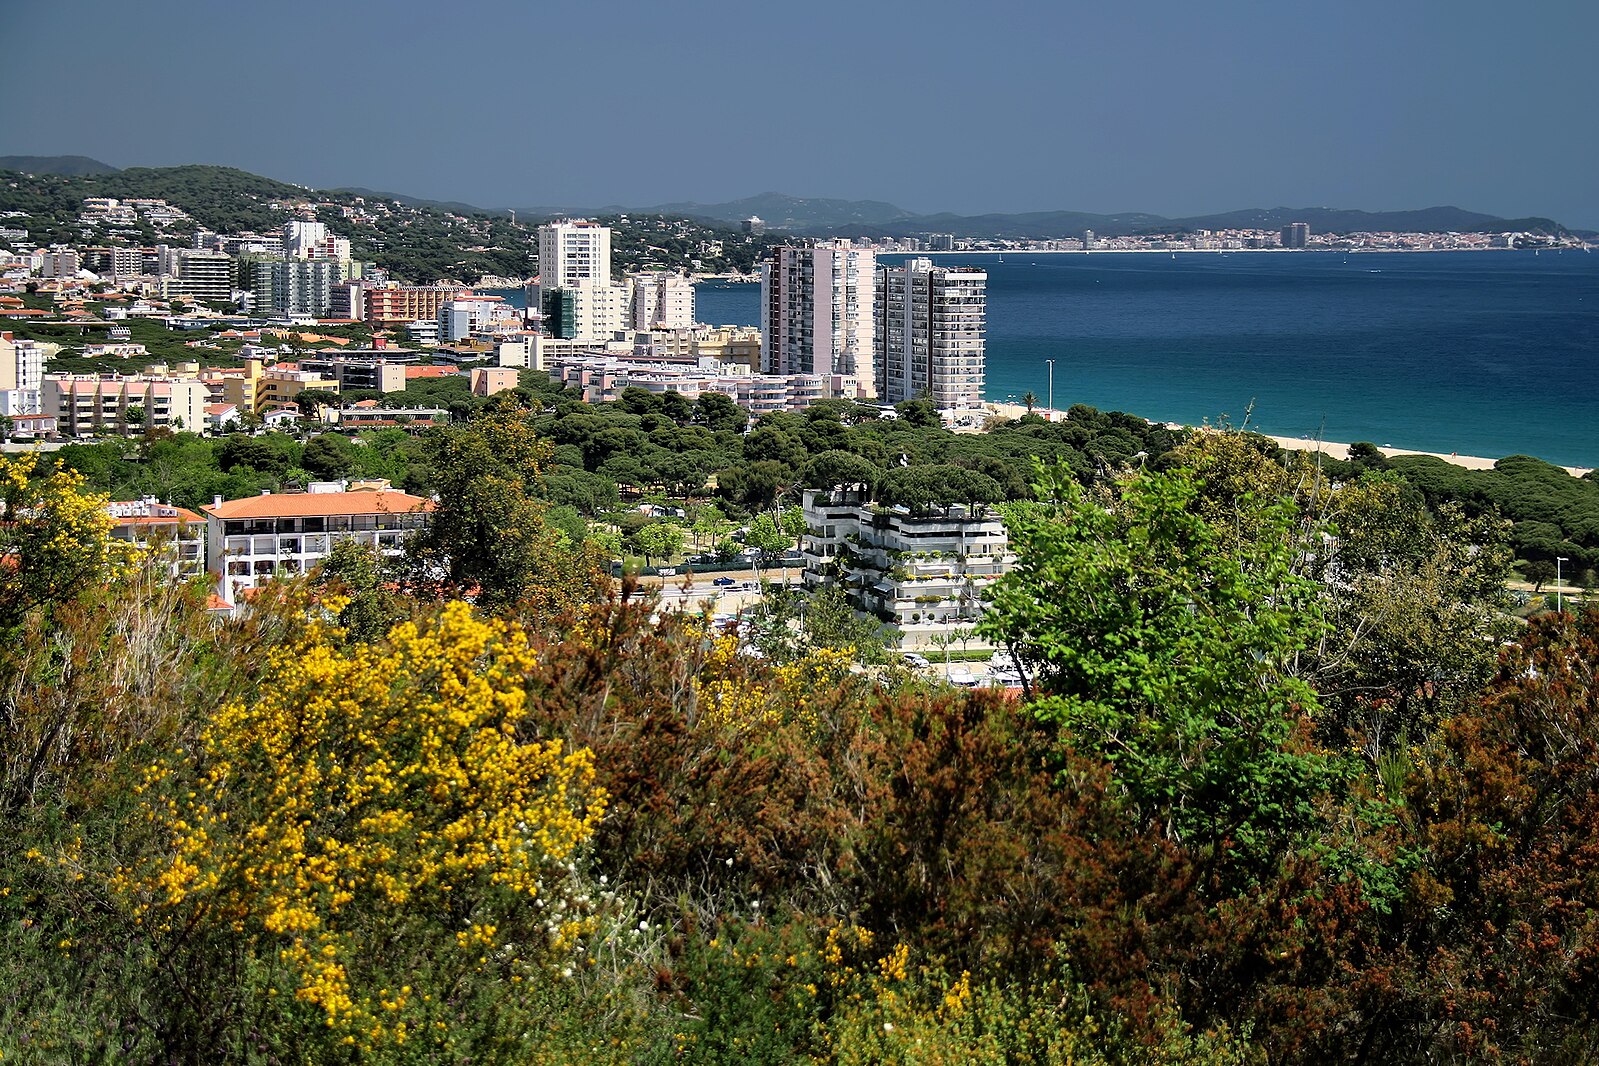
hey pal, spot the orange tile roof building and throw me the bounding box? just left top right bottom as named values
left=202, top=488, right=432, bottom=605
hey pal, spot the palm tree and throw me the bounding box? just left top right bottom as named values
left=1021, top=391, right=1038, bottom=415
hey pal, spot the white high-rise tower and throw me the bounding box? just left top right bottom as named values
left=536, top=220, right=621, bottom=340
left=875, top=258, right=986, bottom=410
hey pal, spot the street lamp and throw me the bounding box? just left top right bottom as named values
left=1557, top=556, right=1569, bottom=613
left=1045, top=358, right=1055, bottom=421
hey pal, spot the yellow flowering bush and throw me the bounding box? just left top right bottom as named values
left=117, top=600, right=606, bottom=1049
left=0, top=455, right=141, bottom=623
left=695, top=629, right=852, bottom=732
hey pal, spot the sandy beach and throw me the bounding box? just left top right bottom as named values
left=980, top=403, right=1593, bottom=478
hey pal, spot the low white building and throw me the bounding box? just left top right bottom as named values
left=202, top=488, right=433, bottom=606
left=550, top=353, right=859, bottom=415
left=801, top=487, right=1012, bottom=648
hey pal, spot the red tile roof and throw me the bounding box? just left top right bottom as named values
left=202, top=490, right=433, bottom=520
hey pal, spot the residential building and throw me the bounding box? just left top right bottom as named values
left=691, top=326, right=761, bottom=370
left=1282, top=222, right=1310, bottom=249
left=202, top=488, right=433, bottom=606
left=329, top=406, right=449, bottom=432
left=438, top=295, right=517, bottom=342
left=297, top=356, right=408, bottom=393
left=536, top=220, right=622, bottom=341
left=874, top=258, right=986, bottom=410
left=82, top=342, right=150, bottom=360
left=537, top=219, right=611, bottom=289
left=800, top=486, right=1012, bottom=648
left=364, top=284, right=471, bottom=327
left=38, top=249, right=81, bottom=278
left=157, top=247, right=233, bottom=304
left=249, top=259, right=353, bottom=317
left=205, top=402, right=240, bottom=433
left=469, top=366, right=519, bottom=396
left=256, top=365, right=340, bottom=412
left=283, top=219, right=328, bottom=259
left=549, top=353, right=859, bottom=414
left=330, top=279, right=372, bottom=321
left=760, top=241, right=876, bottom=398
left=627, top=272, right=695, bottom=330
left=495, top=334, right=632, bottom=371
left=0, top=332, right=44, bottom=392
left=43, top=374, right=209, bottom=437
left=106, top=497, right=205, bottom=578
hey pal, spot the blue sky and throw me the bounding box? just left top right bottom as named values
left=3, top=0, right=1595, bottom=227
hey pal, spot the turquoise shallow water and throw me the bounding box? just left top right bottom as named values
left=695, top=250, right=1599, bottom=468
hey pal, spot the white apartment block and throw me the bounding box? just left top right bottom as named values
left=0, top=332, right=45, bottom=392
left=536, top=220, right=623, bottom=341
left=283, top=219, right=329, bottom=259
left=107, top=498, right=206, bottom=579
left=801, top=487, right=1012, bottom=648
left=760, top=241, right=876, bottom=399
left=202, top=488, right=433, bottom=606
left=875, top=258, right=986, bottom=410
left=438, top=295, right=519, bottom=342
left=549, top=353, right=859, bottom=415
left=44, top=374, right=209, bottom=438
left=627, top=272, right=695, bottom=330
left=537, top=220, right=611, bottom=289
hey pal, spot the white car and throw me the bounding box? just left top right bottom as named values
left=902, top=653, right=931, bottom=669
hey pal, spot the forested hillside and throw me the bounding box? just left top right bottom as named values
left=0, top=165, right=784, bottom=283
left=6, top=396, right=1599, bottom=1062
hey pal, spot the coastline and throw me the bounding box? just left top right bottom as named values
left=981, top=402, right=1593, bottom=478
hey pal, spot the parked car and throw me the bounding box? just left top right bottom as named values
left=902, top=653, right=931, bottom=669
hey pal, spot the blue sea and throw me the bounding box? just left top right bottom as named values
left=695, top=251, right=1599, bottom=468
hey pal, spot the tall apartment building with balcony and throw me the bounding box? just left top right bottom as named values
left=875, top=258, right=986, bottom=411
left=0, top=332, right=45, bottom=416
left=202, top=488, right=433, bottom=606
left=363, top=284, right=473, bottom=327
left=536, top=220, right=623, bottom=341
left=760, top=241, right=876, bottom=400
left=800, top=486, right=1011, bottom=647
left=157, top=247, right=233, bottom=305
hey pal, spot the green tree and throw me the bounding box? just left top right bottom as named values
left=632, top=521, right=685, bottom=568
left=979, top=461, right=1342, bottom=874
left=405, top=409, right=605, bottom=612
left=300, top=433, right=355, bottom=481
left=746, top=510, right=793, bottom=571
left=294, top=388, right=340, bottom=422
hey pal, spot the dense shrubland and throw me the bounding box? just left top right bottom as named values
left=5, top=409, right=1599, bottom=1063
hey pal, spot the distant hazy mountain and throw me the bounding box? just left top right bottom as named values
left=2, top=154, right=1572, bottom=238
left=814, top=204, right=1572, bottom=240
left=0, top=154, right=120, bottom=176
left=640, top=193, right=915, bottom=230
